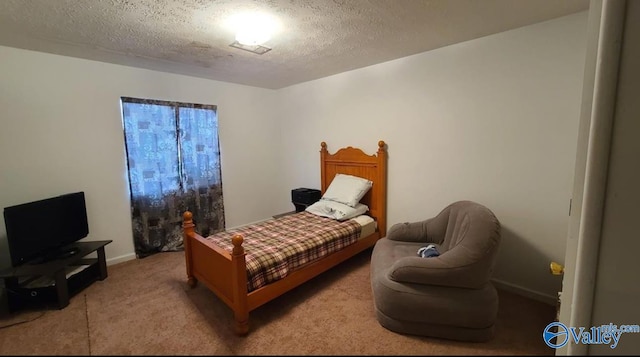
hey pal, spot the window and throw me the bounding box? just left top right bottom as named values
left=120, top=97, right=224, bottom=258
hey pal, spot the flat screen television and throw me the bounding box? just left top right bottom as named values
left=3, top=192, right=89, bottom=266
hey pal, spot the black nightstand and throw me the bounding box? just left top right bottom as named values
left=291, top=188, right=321, bottom=212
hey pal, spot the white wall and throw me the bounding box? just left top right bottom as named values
left=277, top=12, right=588, bottom=300
left=0, top=46, right=280, bottom=268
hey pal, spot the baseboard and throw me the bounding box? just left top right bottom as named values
left=491, top=278, right=557, bottom=306
left=106, top=252, right=136, bottom=266
left=226, top=217, right=271, bottom=230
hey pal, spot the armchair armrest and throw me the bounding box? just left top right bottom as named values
left=387, top=255, right=487, bottom=289
left=387, top=220, right=434, bottom=243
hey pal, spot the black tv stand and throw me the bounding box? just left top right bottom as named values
left=29, top=246, right=81, bottom=265
left=56, top=247, right=80, bottom=259
left=0, top=240, right=112, bottom=312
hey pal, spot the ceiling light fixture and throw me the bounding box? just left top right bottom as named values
left=227, top=12, right=279, bottom=50
left=229, top=41, right=272, bottom=55
left=236, top=25, right=271, bottom=46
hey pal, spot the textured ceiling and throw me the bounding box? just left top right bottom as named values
left=0, top=0, right=589, bottom=89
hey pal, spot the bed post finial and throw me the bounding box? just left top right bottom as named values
left=230, top=233, right=249, bottom=335
left=376, top=141, right=387, bottom=237
left=183, top=211, right=196, bottom=287
left=232, top=234, right=245, bottom=255
left=183, top=211, right=195, bottom=234
left=320, top=141, right=328, bottom=194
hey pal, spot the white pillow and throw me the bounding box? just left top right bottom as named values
left=322, top=174, right=373, bottom=208
left=305, top=199, right=369, bottom=221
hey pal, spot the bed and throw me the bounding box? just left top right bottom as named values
left=182, top=140, right=387, bottom=335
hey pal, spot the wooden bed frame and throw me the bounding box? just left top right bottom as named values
left=182, top=140, right=387, bottom=335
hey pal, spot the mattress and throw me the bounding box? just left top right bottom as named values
left=352, top=214, right=376, bottom=238
left=206, top=211, right=372, bottom=292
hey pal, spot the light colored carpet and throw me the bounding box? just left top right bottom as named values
left=0, top=249, right=555, bottom=355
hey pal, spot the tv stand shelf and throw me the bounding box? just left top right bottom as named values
left=0, top=240, right=112, bottom=312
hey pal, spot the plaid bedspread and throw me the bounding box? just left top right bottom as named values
left=205, top=211, right=362, bottom=292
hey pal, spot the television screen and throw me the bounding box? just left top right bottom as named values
left=3, top=192, right=89, bottom=266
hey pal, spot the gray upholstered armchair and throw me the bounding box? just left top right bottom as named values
left=370, top=200, right=501, bottom=341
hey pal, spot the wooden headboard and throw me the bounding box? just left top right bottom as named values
left=320, top=141, right=388, bottom=237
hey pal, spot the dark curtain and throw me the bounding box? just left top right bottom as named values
left=121, top=98, right=225, bottom=258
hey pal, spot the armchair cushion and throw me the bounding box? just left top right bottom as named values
left=389, top=255, right=490, bottom=289
left=385, top=200, right=500, bottom=289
